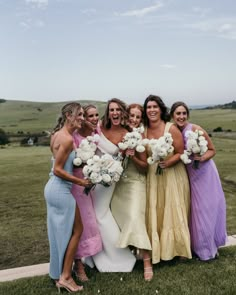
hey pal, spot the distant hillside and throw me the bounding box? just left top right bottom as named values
left=0, top=99, right=106, bottom=134
left=1, top=99, right=236, bottom=136
left=205, top=100, right=236, bottom=109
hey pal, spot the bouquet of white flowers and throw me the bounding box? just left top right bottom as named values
left=82, top=154, right=124, bottom=194
left=118, top=125, right=146, bottom=169
left=146, top=132, right=174, bottom=174
left=180, top=129, right=208, bottom=169
left=73, top=134, right=100, bottom=167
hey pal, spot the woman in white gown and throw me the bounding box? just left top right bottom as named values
left=91, top=98, right=136, bottom=272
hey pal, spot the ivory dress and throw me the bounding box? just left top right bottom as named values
left=91, top=132, right=136, bottom=272
left=146, top=122, right=192, bottom=263
left=44, top=152, right=76, bottom=279
left=182, top=123, right=227, bottom=260
left=71, top=131, right=102, bottom=259
left=111, top=158, right=152, bottom=250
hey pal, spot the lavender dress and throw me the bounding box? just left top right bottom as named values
left=182, top=123, right=227, bottom=260
left=71, top=131, right=102, bottom=259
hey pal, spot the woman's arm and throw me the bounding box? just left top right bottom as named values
left=192, top=124, right=216, bottom=161
left=53, top=137, right=90, bottom=187
left=159, top=124, right=183, bottom=169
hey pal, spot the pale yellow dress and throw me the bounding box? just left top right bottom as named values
left=111, top=158, right=152, bottom=251
left=146, top=122, right=191, bottom=263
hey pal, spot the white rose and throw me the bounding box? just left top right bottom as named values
left=180, top=153, right=191, bottom=164
left=147, top=157, right=154, bottom=165
left=102, top=174, right=111, bottom=183
left=136, top=145, right=145, bottom=153
left=73, top=158, right=82, bottom=166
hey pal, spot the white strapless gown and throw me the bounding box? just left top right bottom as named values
left=90, top=133, right=136, bottom=272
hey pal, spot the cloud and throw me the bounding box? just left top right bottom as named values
left=160, top=64, right=176, bottom=69
left=118, top=2, right=163, bottom=17
left=81, top=8, right=97, bottom=16
left=186, top=18, right=236, bottom=40
left=19, top=18, right=45, bottom=29
left=25, top=0, right=48, bottom=9
left=192, top=6, right=211, bottom=18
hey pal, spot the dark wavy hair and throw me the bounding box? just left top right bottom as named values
left=170, top=101, right=190, bottom=119
left=102, top=98, right=128, bottom=129
left=143, top=95, right=170, bottom=126
left=52, top=102, right=82, bottom=134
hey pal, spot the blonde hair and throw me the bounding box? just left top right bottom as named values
left=52, top=102, right=82, bottom=134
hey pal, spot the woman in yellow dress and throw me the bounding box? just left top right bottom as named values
left=143, top=95, right=191, bottom=268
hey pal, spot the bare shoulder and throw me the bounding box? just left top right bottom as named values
left=192, top=124, right=206, bottom=133
left=169, top=123, right=181, bottom=135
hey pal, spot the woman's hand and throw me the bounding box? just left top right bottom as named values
left=125, top=148, right=135, bottom=157
left=193, top=154, right=206, bottom=162
left=78, top=179, right=92, bottom=187
left=159, top=159, right=169, bottom=169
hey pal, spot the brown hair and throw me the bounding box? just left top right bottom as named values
left=102, top=98, right=128, bottom=129
left=52, top=102, right=82, bottom=134
left=143, top=94, right=170, bottom=126
left=170, top=101, right=190, bottom=119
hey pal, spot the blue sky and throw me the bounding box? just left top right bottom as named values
left=0, top=0, right=236, bottom=106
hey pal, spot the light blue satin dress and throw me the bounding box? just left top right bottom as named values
left=44, top=151, right=76, bottom=280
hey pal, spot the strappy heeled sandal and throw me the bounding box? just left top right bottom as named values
left=143, top=258, right=153, bottom=281
left=73, top=261, right=89, bottom=282
left=57, top=277, right=83, bottom=293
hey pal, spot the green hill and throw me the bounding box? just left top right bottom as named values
left=0, top=99, right=236, bottom=136
left=0, top=100, right=106, bottom=134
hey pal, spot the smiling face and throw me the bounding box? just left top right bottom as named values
left=68, top=107, right=84, bottom=130
left=108, top=102, right=122, bottom=126
left=128, top=107, right=142, bottom=128
left=146, top=100, right=161, bottom=123
left=172, top=105, right=188, bottom=130
left=84, top=107, right=99, bottom=130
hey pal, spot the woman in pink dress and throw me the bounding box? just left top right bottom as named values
left=71, top=105, right=102, bottom=281
left=170, top=101, right=227, bottom=260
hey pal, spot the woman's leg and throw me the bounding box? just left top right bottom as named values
left=73, top=259, right=89, bottom=281
left=143, top=250, right=153, bottom=281
left=58, top=206, right=83, bottom=292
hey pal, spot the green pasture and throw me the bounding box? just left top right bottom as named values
left=1, top=247, right=236, bottom=295
left=0, top=134, right=235, bottom=271
left=1, top=100, right=236, bottom=134
left=190, top=108, right=236, bottom=131
left=0, top=100, right=106, bottom=134
left=0, top=102, right=236, bottom=294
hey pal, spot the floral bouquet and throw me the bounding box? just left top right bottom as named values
left=73, top=134, right=100, bottom=167
left=82, top=154, right=124, bottom=194
left=118, top=125, right=146, bottom=169
left=146, top=132, right=174, bottom=174
left=180, top=129, right=208, bottom=169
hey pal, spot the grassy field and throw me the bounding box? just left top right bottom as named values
left=1, top=100, right=236, bottom=134
left=0, top=247, right=236, bottom=295
left=0, top=101, right=236, bottom=294
left=0, top=135, right=235, bottom=271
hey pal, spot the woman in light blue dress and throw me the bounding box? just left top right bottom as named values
left=44, top=102, right=90, bottom=293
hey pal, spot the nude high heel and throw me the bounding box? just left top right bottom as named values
left=57, top=277, right=83, bottom=293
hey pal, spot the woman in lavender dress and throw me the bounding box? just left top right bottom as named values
left=170, top=101, right=227, bottom=261
left=72, top=105, right=102, bottom=281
